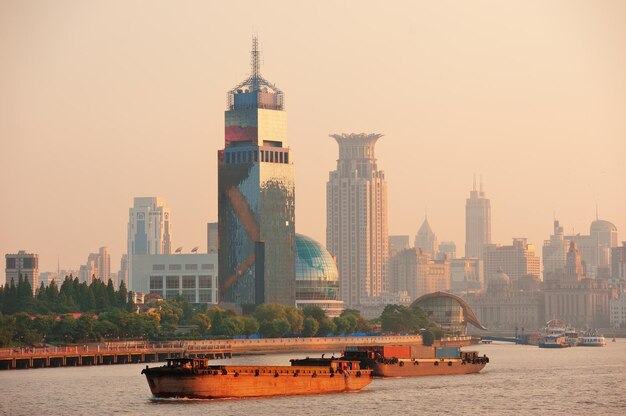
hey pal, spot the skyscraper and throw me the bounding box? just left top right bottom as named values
left=127, top=197, right=172, bottom=290
left=465, top=176, right=491, bottom=259
left=415, top=216, right=438, bottom=258
left=483, top=238, right=540, bottom=282
left=5, top=251, right=39, bottom=294
left=218, top=38, right=295, bottom=307
left=327, top=133, right=388, bottom=307
left=542, top=220, right=569, bottom=282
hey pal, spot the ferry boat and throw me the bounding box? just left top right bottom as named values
left=141, top=357, right=372, bottom=399
left=538, top=334, right=570, bottom=348
left=577, top=330, right=606, bottom=347
left=339, top=345, right=488, bottom=377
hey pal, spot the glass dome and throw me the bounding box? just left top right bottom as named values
left=295, top=234, right=339, bottom=301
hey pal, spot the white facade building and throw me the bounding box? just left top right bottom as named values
left=327, top=133, right=388, bottom=307
left=131, top=253, right=218, bottom=304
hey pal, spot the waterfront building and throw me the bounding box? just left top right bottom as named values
left=484, top=238, right=540, bottom=283
left=411, top=292, right=486, bottom=335
left=327, top=133, right=388, bottom=308
left=610, top=293, right=626, bottom=328
left=437, top=241, right=456, bottom=260
left=207, top=222, right=218, bottom=254
left=131, top=253, right=218, bottom=304
left=464, top=269, right=544, bottom=330
left=128, top=197, right=172, bottom=289
left=414, top=216, right=438, bottom=258
left=450, top=257, right=483, bottom=294
left=542, top=220, right=569, bottom=282
left=294, top=234, right=344, bottom=318
left=5, top=251, right=39, bottom=293
left=465, top=176, right=491, bottom=259
left=388, top=248, right=450, bottom=301
left=218, top=38, right=295, bottom=307
left=543, top=242, right=613, bottom=328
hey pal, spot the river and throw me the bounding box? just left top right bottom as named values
left=1, top=340, right=625, bottom=415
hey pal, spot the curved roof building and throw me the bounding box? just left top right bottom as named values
left=295, top=234, right=344, bottom=317
left=410, top=291, right=487, bottom=334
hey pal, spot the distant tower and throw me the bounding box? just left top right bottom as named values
left=218, top=37, right=295, bottom=307
left=415, top=215, right=438, bottom=258
left=542, top=220, right=569, bottom=281
left=327, top=133, right=388, bottom=307
left=465, top=176, right=491, bottom=258
left=564, top=241, right=584, bottom=281
left=127, top=197, right=172, bottom=290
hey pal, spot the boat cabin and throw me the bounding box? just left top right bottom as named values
left=165, top=358, right=210, bottom=370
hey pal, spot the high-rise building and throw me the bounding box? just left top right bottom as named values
left=465, top=176, right=491, bottom=259
left=218, top=38, right=295, bottom=307
left=415, top=216, right=438, bottom=258
left=128, top=197, right=172, bottom=290
left=484, top=238, right=540, bottom=282
left=388, top=248, right=450, bottom=301
left=450, top=257, right=483, bottom=293
left=5, top=251, right=39, bottom=294
left=565, top=218, right=618, bottom=279
left=327, top=133, right=388, bottom=308
left=78, top=247, right=111, bottom=283
left=388, top=235, right=410, bottom=258
left=611, top=242, right=626, bottom=280
left=542, top=220, right=569, bottom=282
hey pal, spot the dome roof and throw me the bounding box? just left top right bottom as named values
left=295, top=234, right=339, bottom=282
left=490, top=269, right=511, bottom=285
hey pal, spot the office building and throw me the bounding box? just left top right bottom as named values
left=542, top=220, right=569, bottom=282
left=5, top=251, right=39, bottom=294
left=327, top=133, right=388, bottom=307
left=128, top=197, right=172, bottom=289
left=438, top=241, right=457, bottom=260
left=207, top=222, right=218, bottom=253
left=132, top=253, right=218, bottom=304
left=218, top=38, right=295, bottom=307
left=484, top=238, right=540, bottom=283
left=450, top=257, right=483, bottom=294
left=465, top=177, right=491, bottom=259
left=566, top=219, right=618, bottom=279
left=414, top=216, right=438, bottom=258
left=388, top=248, right=450, bottom=301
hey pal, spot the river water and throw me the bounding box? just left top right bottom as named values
left=1, top=340, right=625, bottom=416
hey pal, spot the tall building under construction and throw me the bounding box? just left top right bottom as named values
left=218, top=38, right=295, bottom=307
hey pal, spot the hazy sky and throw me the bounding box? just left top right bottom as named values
left=1, top=0, right=625, bottom=276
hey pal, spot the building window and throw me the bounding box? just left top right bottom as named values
left=152, top=264, right=165, bottom=271
left=199, top=290, right=212, bottom=302
left=182, top=276, right=196, bottom=289
left=201, top=264, right=214, bottom=270
left=165, top=290, right=179, bottom=299
left=185, top=264, right=198, bottom=270
left=169, top=264, right=181, bottom=271
left=166, top=276, right=179, bottom=289
left=199, top=275, right=212, bottom=289
left=149, top=276, right=163, bottom=290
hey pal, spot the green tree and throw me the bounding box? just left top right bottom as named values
left=302, top=317, right=319, bottom=337
left=241, top=316, right=260, bottom=335
left=190, top=314, right=212, bottom=334
left=254, top=304, right=286, bottom=323
left=284, top=306, right=304, bottom=335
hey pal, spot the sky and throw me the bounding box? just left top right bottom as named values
left=1, top=0, right=625, bottom=276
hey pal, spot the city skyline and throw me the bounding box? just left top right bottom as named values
left=1, top=1, right=625, bottom=274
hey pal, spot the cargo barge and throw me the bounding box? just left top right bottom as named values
left=141, top=357, right=372, bottom=399
left=341, top=345, right=488, bottom=377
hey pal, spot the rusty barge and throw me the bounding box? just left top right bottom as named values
left=141, top=357, right=372, bottom=399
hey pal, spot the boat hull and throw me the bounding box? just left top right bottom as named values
left=143, top=365, right=372, bottom=399
left=371, top=359, right=486, bottom=377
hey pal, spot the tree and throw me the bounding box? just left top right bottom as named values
left=284, top=306, right=304, bottom=335
left=302, top=317, right=319, bottom=337
left=190, top=314, right=212, bottom=334
left=241, top=316, right=260, bottom=336
left=254, top=304, right=286, bottom=323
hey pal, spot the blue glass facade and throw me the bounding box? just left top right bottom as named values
left=218, top=39, right=295, bottom=307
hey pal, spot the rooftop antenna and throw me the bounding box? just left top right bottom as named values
left=251, top=36, right=260, bottom=91
left=473, top=173, right=477, bottom=191
left=480, top=174, right=484, bottom=193
left=595, top=204, right=599, bottom=221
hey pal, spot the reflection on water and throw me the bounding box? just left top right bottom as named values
left=2, top=341, right=626, bottom=415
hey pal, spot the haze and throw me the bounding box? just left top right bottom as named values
left=1, top=0, right=624, bottom=275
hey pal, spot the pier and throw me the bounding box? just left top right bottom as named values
left=0, top=341, right=232, bottom=370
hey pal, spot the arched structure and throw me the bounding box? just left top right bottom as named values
left=411, top=291, right=487, bottom=334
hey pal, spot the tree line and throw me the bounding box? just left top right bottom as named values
left=0, top=276, right=445, bottom=348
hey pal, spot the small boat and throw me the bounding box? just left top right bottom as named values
left=141, top=357, right=372, bottom=399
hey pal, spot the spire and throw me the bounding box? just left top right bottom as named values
left=473, top=173, right=477, bottom=191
